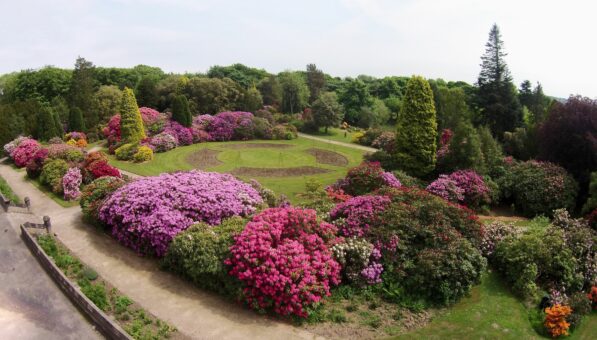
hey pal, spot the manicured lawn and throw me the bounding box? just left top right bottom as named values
left=108, top=137, right=365, bottom=203
left=0, top=175, right=20, bottom=204
left=307, top=127, right=361, bottom=144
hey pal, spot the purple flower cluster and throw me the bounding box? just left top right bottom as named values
left=427, top=170, right=490, bottom=208
left=99, top=170, right=263, bottom=257
left=330, top=195, right=391, bottom=237
left=10, top=138, right=41, bottom=167
left=426, top=175, right=465, bottom=202
left=149, top=132, right=178, bottom=152
left=380, top=171, right=402, bottom=188
left=62, top=167, right=82, bottom=200
left=163, top=121, right=193, bottom=146
left=360, top=262, right=383, bottom=284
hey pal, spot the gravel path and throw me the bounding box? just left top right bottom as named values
left=298, top=133, right=378, bottom=153
left=0, top=162, right=320, bottom=340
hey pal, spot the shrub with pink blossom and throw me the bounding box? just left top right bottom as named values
left=62, top=167, right=82, bottom=200
left=426, top=175, right=465, bottom=202
left=25, top=148, right=49, bottom=178
left=150, top=132, right=178, bottom=152
left=164, top=121, right=193, bottom=145
left=64, top=131, right=87, bottom=142
left=329, top=195, right=391, bottom=237
left=11, top=138, right=41, bottom=167
left=3, top=136, right=28, bottom=156
left=99, top=171, right=262, bottom=257
left=46, top=143, right=85, bottom=162
left=208, top=116, right=234, bottom=141
left=103, top=114, right=121, bottom=145
left=333, top=162, right=401, bottom=196
left=225, top=207, right=341, bottom=318
left=480, top=221, right=521, bottom=257
left=371, top=131, right=396, bottom=152
left=449, top=170, right=491, bottom=208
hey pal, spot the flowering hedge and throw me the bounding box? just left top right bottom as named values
left=99, top=171, right=262, bottom=257
left=225, top=207, right=341, bottom=318
left=3, top=136, right=28, bottom=156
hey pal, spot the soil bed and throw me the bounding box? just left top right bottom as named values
left=185, top=149, right=222, bottom=169
left=306, top=148, right=348, bottom=166
left=222, top=143, right=292, bottom=149
left=230, top=166, right=331, bottom=177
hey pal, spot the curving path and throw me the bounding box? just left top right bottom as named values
left=0, top=162, right=321, bottom=340
left=298, top=133, right=378, bottom=153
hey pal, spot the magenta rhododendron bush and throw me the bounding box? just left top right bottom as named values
left=11, top=138, right=41, bottom=167
left=62, top=167, right=82, bottom=200
left=329, top=195, right=391, bottom=237
left=99, top=170, right=262, bottom=257
left=226, top=207, right=341, bottom=318
left=427, top=169, right=490, bottom=208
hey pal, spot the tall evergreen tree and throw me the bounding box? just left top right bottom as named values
left=119, top=87, right=146, bottom=143
left=476, top=24, right=522, bottom=139
left=68, top=107, right=86, bottom=132
left=519, top=80, right=533, bottom=108
left=529, top=83, right=550, bottom=123
left=393, top=76, right=438, bottom=177
left=306, top=64, right=326, bottom=104
left=171, top=95, right=192, bottom=127
left=69, top=57, right=97, bottom=131
left=136, top=76, right=159, bottom=108
left=37, top=106, right=59, bottom=141
left=53, top=111, right=64, bottom=136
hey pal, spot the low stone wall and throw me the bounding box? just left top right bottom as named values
left=21, top=224, right=132, bottom=340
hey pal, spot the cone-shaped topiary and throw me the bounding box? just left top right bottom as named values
left=119, top=87, right=146, bottom=143
left=68, top=107, right=86, bottom=132
left=171, top=95, right=192, bottom=127
left=394, top=75, right=437, bottom=177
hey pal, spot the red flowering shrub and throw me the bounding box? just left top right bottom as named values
left=88, top=161, right=121, bottom=179
left=25, top=148, right=49, bottom=178
left=225, top=207, right=341, bottom=317
left=588, top=286, right=597, bottom=309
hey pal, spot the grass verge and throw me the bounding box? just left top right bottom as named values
left=0, top=174, right=20, bottom=204
left=26, top=176, right=79, bottom=208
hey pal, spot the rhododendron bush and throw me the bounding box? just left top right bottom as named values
left=62, top=167, right=82, bottom=200
left=427, top=170, right=491, bottom=209
left=11, top=138, right=41, bottom=167
left=99, top=170, right=262, bottom=257
left=225, top=207, right=341, bottom=317
left=332, top=161, right=401, bottom=196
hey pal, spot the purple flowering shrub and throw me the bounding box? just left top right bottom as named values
left=26, top=148, right=49, bottom=178
left=427, top=170, right=491, bottom=209
left=99, top=171, right=262, bottom=257
left=62, top=167, right=83, bottom=200
left=330, top=195, right=391, bottom=237
left=331, top=238, right=383, bottom=285
left=480, top=221, right=521, bottom=257
left=225, top=207, right=341, bottom=318
left=207, top=116, right=234, bottom=141
left=164, top=121, right=193, bottom=145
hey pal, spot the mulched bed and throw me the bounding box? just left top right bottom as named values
left=185, top=149, right=223, bottom=169
left=222, top=143, right=292, bottom=149
left=230, top=166, right=331, bottom=177
left=306, top=148, right=349, bottom=166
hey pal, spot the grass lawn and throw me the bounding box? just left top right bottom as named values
left=26, top=176, right=79, bottom=208
left=306, top=127, right=361, bottom=144
left=108, top=137, right=365, bottom=203
left=0, top=175, right=20, bottom=204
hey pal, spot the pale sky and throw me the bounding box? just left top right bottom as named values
left=1, top=0, right=595, bottom=98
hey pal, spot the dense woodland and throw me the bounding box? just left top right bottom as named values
left=0, top=24, right=595, bottom=208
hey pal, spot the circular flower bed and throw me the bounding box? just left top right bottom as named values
left=99, top=170, right=263, bottom=256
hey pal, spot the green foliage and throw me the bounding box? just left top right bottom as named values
left=257, top=75, right=282, bottom=106
left=181, top=77, right=241, bottom=114
left=82, top=267, right=98, bottom=281
left=207, top=63, right=269, bottom=88
left=40, top=159, right=69, bottom=194
left=171, top=95, right=192, bottom=127
left=393, top=75, right=438, bottom=176
left=78, top=279, right=109, bottom=311
left=133, top=145, right=153, bottom=163
left=311, top=92, right=342, bottom=133
left=52, top=110, right=64, bottom=136
left=242, top=86, right=263, bottom=112
left=568, top=291, right=592, bottom=330
left=119, top=87, right=146, bottom=143
left=94, top=85, right=122, bottom=124
left=306, top=64, right=326, bottom=103
left=499, top=161, right=578, bottom=217
left=162, top=217, right=245, bottom=298
left=68, top=107, right=86, bottom=132
left=440, top=121, right=486, bottom=174
left=493, top=228, right=580, bottom=298
left=435, top=86, right=472, bottom=131
left=37, top=106, right=60, bottom=141
left=338, top=79, right=373, bottom=125
left=135, top=77, right=158, bottom=108
left=69, top=57, right=97, bottom=130
left=582, top=171, right=597, bottom=214
left=477, top=125, right=504, bottom=177
left=391, top=170, right=425, bottom=188
left=80, top=176, right=126, bottom=227
left=0, top=175, right=20, bottom=204
left=115, top=143, right=139, bottom=161
left=356, top=98, right=390, bottom=128
left=279, top=71, right=308, bottom=113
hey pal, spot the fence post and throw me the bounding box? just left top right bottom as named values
left=24, top=197, right=31, bottom=211
left=43, top=216, right=51, bottom=234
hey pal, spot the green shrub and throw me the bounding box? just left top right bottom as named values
left=161, top=217, right=245, bottom=298
left=79, top=176, right=126, bottom=227
left=81, top=267, right=98, bottom=281
left=493, top=228, right=580, bottom=299
left=272, top=124, right=297, bottom=140
left=391, top=170, right=426, bottom=188
left=78, top=279, right=109, bottom=311
left=119, top=87, right=146, bottom=143
left=568, top=291, right=592, bottom=330
left=132, top=145, right=153, bottom=163
left=582, top=171, right=597, bottom=214
left=498, top=160, right=578, bottom=217
left=39, top=159, right=69, bottom=194
left=114, top=143, right=138, bottom=161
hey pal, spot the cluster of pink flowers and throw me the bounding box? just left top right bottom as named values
left=3, top=136, right=28, bottom=156
left=427, top=170, right=490, bottom=208
left=99, top=170, right=263, bottom=257
left=163, top=121, right=193, bottom=146
left=46, top=143, right=83, bottom=160
left=87, top=160, right=121, bottom=179
left=333, top=162, right=401, bottom=196
left=64, top=131, right=86, bottom=141
left=330, top=195, right=391, bottom=237
left=225, top=207, right=341, bottom=318
left=436, top=129, right=453, bottom=160
left=10, top=138, right=41, bottom=167
left=149, top=132, right=178, bottom=152
left=62, top=167, right=82, bottom=200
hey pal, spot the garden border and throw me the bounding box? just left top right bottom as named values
left=20, top=223, right=132, bottom=340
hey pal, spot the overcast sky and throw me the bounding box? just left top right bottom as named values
left=1, top=0, right=595, bottom=98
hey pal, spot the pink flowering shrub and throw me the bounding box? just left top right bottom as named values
left=329, top=195, right=391, bottom=237
left=150, top=132, right=178, bottom=152
left=12, top=138, right=41, bottom=167
left=25, top=148, right=49, bottom=178
left=436, top=129, right=453, bottom=160
left=225, top=207, right=341, bottom=318
left=99, top=171, right=262, bottom=257
left=62, top=167, right=82, bottom=200
left=164, top=121, right=193, bottom=145
left=208, top=116, right=235, bottom=141
left=46, top=143, right=85, bottom=162
left=3, top=136, right=28, bottom=156
left=333, top=162, right=401, bottom=196
left=426, top=175, right=465, bottom=202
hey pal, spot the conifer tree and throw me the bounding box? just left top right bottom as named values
left=69, top=57, right=97, bottom=130
left=476, top=24, right=522, bottom=139
left=37, top=107, right=59, bottom=141
left=171, top=94, right=192, bottom=127
left=68, top=107, right=86, bottom=132
left=393, top=75, right=437, bottom=176
left=119, top=87, right=146, bottom=143
left=53, top=111, right=64, bottom=136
